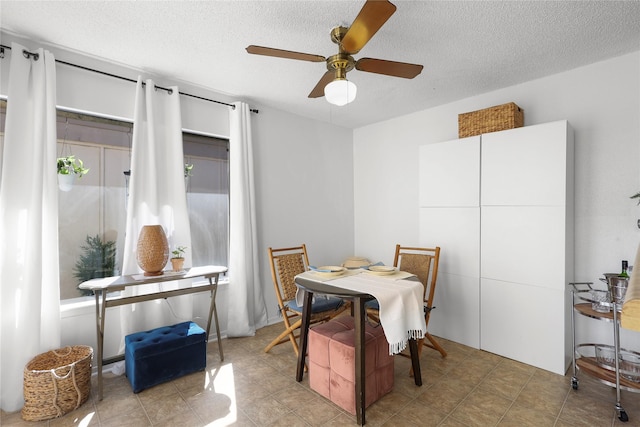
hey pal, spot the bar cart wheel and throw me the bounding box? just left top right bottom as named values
left=571, top=377, right=578, bottom=390
left=617, top=404, right=629, bottom=422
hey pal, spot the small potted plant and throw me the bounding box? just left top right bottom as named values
left=57, top=155, right=89, bottom=191
left=170, top=245, right=187, bottom=272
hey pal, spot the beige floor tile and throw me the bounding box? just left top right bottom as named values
left=515, top=373, right=570, bottom=416
left=1, top=409, right=49, bottom=427
left=448, top=388, right=512, bottom=426
left=437, top=415, right=476, bottom=427
left=415, top=376, right=476, bottom=414
left=478, top=363, right=532, bottom=401
left=49, top=403, right=101, bottom=427
left=99, top=406, right=150, bottom=427
left=273, top=385, right=319, bottom=410
left=380, top=398, right=448, bottom=427
left=358, top=389, right=413, bottom=426
left=292, top=396, right=343, bottom=426
left=241, top=395, right=292, bottom=425
left=153, top=409, right=204, bottom=427
left=557, top=391, right=617, bottom=426
left=320, top=412, right=357, bottom=426
left=188, top=392, right=235, bottom=425
left=139, top=391, right=190, bottom=424
left=265, top=411, right=311, bottom=427
left=497, top=402, right=557, bottom=427
left=94, top=391, right=143, bottom=423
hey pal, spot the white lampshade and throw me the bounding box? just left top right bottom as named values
left=324, top=79, right=357, bottom=106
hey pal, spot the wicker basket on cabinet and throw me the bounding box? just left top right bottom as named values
left=458, top=102, right=524, bottom=137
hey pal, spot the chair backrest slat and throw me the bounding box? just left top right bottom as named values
left=268, top=244, right=309, bottom=305
left=393, top=245, right=441, bottom=306
left=275, top=253, right=306, bottom=301
left=398, top=253, right=432, bottom=296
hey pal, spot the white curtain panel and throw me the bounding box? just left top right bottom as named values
left=227, top=102, right=267, bottom=337
left=0, top=43, right=60, bottom=412
left=119, top=78, right=193, bottom=343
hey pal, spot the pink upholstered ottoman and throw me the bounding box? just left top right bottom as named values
left=308, top=316, right=394, bottom=415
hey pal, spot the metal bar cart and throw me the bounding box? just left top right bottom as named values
left=569, top=282, right=640, bottom=422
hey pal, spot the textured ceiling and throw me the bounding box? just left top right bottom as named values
left=1, top=1, right=639, bottom=129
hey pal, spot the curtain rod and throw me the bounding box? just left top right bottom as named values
left=0, top=44, right=259, bottom=113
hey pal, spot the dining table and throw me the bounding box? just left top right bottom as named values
left=294, top=269, right=426, bottom=425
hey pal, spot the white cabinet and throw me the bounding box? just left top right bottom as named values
left=418, top=136, right=480, bottom=207
left=419, top=137, right=481, bottom=348
left=419, top=207, right=480, bottom=348
left=481, top=121, right=571, bottom=206
left=419, top=120, right=574, bottom=375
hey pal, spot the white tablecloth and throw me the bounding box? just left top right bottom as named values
left=296, top=270, right=426, bottom=355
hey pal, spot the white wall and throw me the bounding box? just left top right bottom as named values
left=252, top=108, right=354, bottom=323
left=354, top=51, right=640, bottom=352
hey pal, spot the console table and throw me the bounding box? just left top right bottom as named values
left=79, top=265, right=228, bottom=400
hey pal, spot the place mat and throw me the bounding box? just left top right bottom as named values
left=296, top=268, right=362, bottom=282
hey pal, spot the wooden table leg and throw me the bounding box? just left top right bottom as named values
left=354, top=297, right=365, bottom=425
left=296, top=290, right=313, bottom=382
left=409, top=338, right=422, bottom=386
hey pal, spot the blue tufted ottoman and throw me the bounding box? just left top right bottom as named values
left=125, top=321, right=206, bottom=393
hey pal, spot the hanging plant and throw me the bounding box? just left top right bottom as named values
left=57, top=155, right=89, bottom=177
left=57, top=155, right=89, bottom=191
left=184, top=163, right=194, bottom=178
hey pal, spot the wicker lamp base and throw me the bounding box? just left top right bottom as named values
left=136, top=225, right=169, bottom=276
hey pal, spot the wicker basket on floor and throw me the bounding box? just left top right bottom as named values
left=21, top=345, right=93, bottom=421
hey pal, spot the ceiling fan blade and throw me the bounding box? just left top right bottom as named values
left=308, top=71, right=335, bottom=98
left=246, top=45, right=325, bottom=62
left=355, top=58, right=423, bottom=79
left=341, top=0, right=397, bottom=54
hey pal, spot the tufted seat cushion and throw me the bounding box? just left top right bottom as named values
left=125, top=321, right=206, bottom=393
left=308, top=316, right=394, bottom=415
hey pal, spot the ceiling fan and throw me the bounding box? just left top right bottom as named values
left=246, top=0, right=423, bottom=106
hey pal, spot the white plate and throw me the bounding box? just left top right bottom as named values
left=365, top=265, right=396, bottom=276
left=311, top=266, right=346, bottom=277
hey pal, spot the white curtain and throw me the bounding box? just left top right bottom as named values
left=0, top=43, right=60, bottom=412
left=119, top=78, right=192, bottom=341
left=227, top=102, right=267, bottom=336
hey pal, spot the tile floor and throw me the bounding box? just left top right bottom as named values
left=2, top=320, right=639, bottom=426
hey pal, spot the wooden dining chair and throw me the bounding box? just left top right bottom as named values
left=396, top=245, right=446, bottom=358
left=264, top=244, right=349, bottom=357
left=366, top=244, right=447, bottom=358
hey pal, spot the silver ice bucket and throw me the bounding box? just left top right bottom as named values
left=605, top=275, right=629, bottom=304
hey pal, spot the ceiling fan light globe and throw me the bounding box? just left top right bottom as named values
left=324, top=79, right=357, bottom=106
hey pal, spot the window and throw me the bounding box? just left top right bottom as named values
left=1, top=103, right=229, bottom=300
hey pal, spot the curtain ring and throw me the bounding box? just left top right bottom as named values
left=22, top=49, right=39, bottom=61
